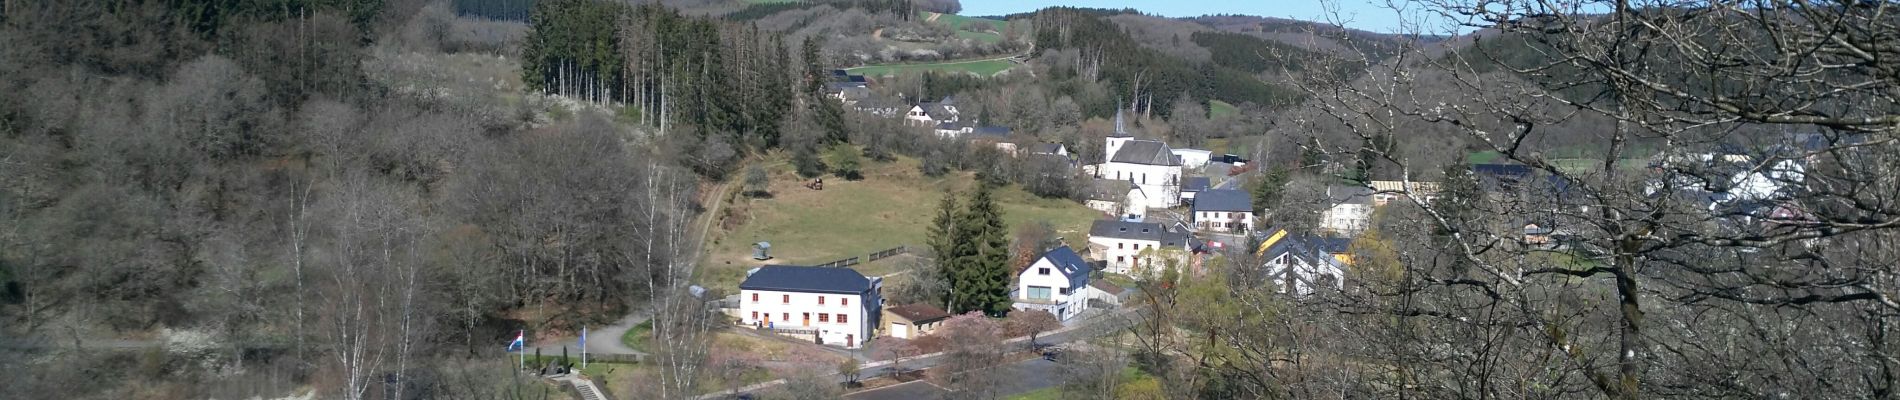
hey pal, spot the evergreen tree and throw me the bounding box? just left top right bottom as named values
left=953, top=186, right=1012, bottom=316
left=928, top=192, right=962, bottom=309
left=1251, top=166, right=1290, bottom=216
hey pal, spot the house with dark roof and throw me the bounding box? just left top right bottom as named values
left=1253, top=228, right=1350, bottom=295
left=1180, top=177, right=1211, bottom=202
left=1321, top=185, right=1376, bottom=235
left=1192, top=189, right=1255, bottom=233
left=738, top=265, right=883, bottom=348
left=881, top=303, right=952, bottom=339
left=1030, top=143, right=1070, bottom=157
left=1013, top=246, right=1093, bottom=321
left=904, top=96, right=960, bottom=127
left=852, top=96, right=905, bottom=118
left=1087, top=220, right=1199, bottom=276
left=1086, top=178, right=1134, bottom=217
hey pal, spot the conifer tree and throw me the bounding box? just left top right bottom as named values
left=928, top=192, right=962, bottom=309
left=954, top=185, right=1012, bottom=315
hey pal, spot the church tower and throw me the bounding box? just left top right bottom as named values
left=1106, top=100, right=1133, bottom=162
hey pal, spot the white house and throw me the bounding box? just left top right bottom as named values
left=1013, top=246, right=1092, bottom=321
left=738, top=265, right=883, bottom=348
left=1087, top=219, right=1197, bottom=276
left=1321, top=185, right=1376, bottom=235
left=1254, top=230, right=1349, bottom=296
left=1086, top=179, right=1132, bottom=217
left=934, top=120, right=974, bottom=138
left=1192, top=189, right=1255, bottom=233
left=904, top=97, right=959, bottom=127
left=1171, top=149, right=1212, bottom=169
left=1030, top=143, right=1070, bottom=157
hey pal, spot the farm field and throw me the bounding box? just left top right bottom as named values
left=849, top=58, right=1017, bottom=77
left=699, top=154, right=1105, bottom=292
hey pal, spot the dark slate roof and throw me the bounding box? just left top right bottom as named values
left=826, top=81, right=867, bottom=91
left=847, top=75, right=867, bottom=83
left=1090, top=179, right=1132, bottom=201
left=886, top=303, right=952, bottom=323
left=1032, top=143, right=1066, bottom=155
left=1089, top=280, right=1126, bottom=295
left=1090, top=220, right=1194, bottom=247
left=936, top=120, right=969, bottom=130
left=1182, top=177, right=1211, bottom=192
left=1109, top=140, right=1179, bottom=166
left=739, top=265, right=873, bottom=295
left=1037, top=246, right=1092, bottom=288
left=1327, top=185, right=1375, bottom=206
left=1262, top=233, right=1348, bottom=266
left=1194, top=189, right=1251, bottom=212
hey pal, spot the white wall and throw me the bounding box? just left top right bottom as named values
left=1087, top=237, right=1189, bottom=276
left=1196, top=211, right=1255, bottom=233
left=1099, top=162, right=1182, bottom=209
left=739, top=289, right=874, bottom=348
left=1322, top=204, right=1371, bottom=234
left=1264, top=254, right=1345, bottom=296
left=1016, top=257, right=1087, bottom=321
left=1172, top=149, right=1211, bottom=169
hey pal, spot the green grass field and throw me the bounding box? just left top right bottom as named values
left=849, top=58, right=1016, bottom=77
left=1209, top=99, right=1239, bottom=119
left=619, top=320, right=652, bottom=352
left=700, top=154, right=1105, bottom=292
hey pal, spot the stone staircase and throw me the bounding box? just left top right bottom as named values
left=552, top=374, right=608, bottom=400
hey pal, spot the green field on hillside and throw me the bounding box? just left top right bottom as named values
left=925, top=12, right=1009, bottom=43
left=1209, top=99, right=1239, bottom=118
left=699, top=154, right=1105, bottom=292
left=850, top=58, right=1015, bottom=77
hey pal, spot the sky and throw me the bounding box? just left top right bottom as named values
left=959, top=0, right=1459, bottom=34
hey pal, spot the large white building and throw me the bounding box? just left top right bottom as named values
left=1013, top=246, right=1092, bottom=321
left=1192, top=189, right=1255, bottom=233
left=1254, top=229, right=1351, bottom=296
left=1087, top=220, right=1197, bottom=276
left=1090, top=108, right=1185, bottom=210
left=738, top=265, right=883, bottom=348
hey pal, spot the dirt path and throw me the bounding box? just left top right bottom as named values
left=925, top=12, right=942, bottom=22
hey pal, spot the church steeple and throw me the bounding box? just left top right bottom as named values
left=1111, top=98, right=1131, bottom=138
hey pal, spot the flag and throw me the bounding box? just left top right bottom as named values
left=506, top=330, right=524, bottom=352
left=579, top=327, right=587, bottom=348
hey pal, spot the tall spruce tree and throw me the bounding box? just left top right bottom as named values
left=956, top=186, right=1012, bottom=316
left=928, top=192, right=962, bottom=310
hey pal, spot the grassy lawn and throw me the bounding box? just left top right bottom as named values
left=849, top=58, right=1016, bottom=78
left=1209, top=99, right=1239, bottom=119
left=700, top=155, right=1105, bottom=292
left=1009, top=386, right=1061, bottom=400
left=620, top=320, right=652, bottom=353
left=1467, top=150, right=1503, bottom=164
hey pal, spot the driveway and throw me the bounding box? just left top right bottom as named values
left=845, top=358, right=1062, bottom=400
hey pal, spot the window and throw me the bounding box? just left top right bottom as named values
left=1038, top=268, right=1050, bottom=275
left=842, top=298, right=849, bottom=306
left=1117, top=256, right=1125, bottom=263
left=1028, top=286, right=1052, bottom=299
left=751, top=293, right=758, bottom=303
left=1118, top=243, right=1124, bottom=250
left=818, top=296, right=825, bottom=305
left=782, top=313, right=789, bottom=321
left=819, top=314, right=830, bottom=323
left=1059, top=288, right=1070, bottom=295
left=838, top=314, right=848, bottom=324
left=751, top=311, right=758, bottom=320
left=782, top=294, right=790, bottom=304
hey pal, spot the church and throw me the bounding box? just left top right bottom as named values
left=1092, top=108, right=1184, bottom=210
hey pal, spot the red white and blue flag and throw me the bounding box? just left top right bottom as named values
left=506, top=330, right=524, bottom=352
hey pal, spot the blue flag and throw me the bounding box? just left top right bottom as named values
left=506, top=330, right=524, bottom=352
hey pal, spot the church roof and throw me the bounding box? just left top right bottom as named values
left=1109, top=140, right=1180, bottom=166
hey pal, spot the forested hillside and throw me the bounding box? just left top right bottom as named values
left=0, top=1, right=699, bottom=398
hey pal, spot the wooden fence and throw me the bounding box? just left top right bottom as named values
left=813, top=245, right=909, bottom=269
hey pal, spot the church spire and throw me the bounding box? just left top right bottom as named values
left=1112, top=98, right=1130, bottom=137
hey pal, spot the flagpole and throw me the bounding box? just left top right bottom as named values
left=518, top=330, right=526, bottom=372
left=581, top=327, right=589, bottom=370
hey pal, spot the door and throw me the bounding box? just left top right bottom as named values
left=847, top=334, right=854, bottom=347
left=802, top=312, right=810, bottom=327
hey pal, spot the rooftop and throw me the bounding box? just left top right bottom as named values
left=1035, top=246, right=1092, bottom=288
left=1182, top=177, right=1211, bottom=192
left=1109, top=140, right=1180, bottom=166
left=1193, top=189, right=1253, bottom=212
left=885, top=303, right=952, bottom=323
left=1090, top=220, right=1194, bottom=247
left=738, top=265, right=874, bottom=295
